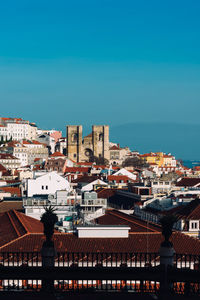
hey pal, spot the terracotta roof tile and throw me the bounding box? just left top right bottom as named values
left=0, top=210, right=200, bottom=255
left=176, top=178, right=200, bottom=187
left=96, top=188, right=117, bottom=199
left=0, top=153, right=18, bottom=160
left=1, top=231, right=200, bottom=255
left=0, top=201, right=23, bottom=213
left=0, top=164, right=7, bottom=172
left=64, top=167, right=90, bottom=174
left=72, top=175, right=100, bottom=183
left=50, top=151, right=65, bottom=157
left=95, top=210, right=161, bottom=233
left=0, top=187, right=21, bottom=197
left=108, top=175, right=135, bottom=183
left=0, top=210, right=43, bottom=248
left=110, top=145, right=121, bottom=150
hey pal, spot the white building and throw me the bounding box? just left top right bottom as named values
left=7, top=141, right=28, bottom=167
left=27, top=171, right=70, bottom=197
left=36, top=133, right=55, bottom=154
left=22, top=140, right=48, bottom=165
left=151, top=180, right=172, bottom=195
left=23, top=190, right=81, bottom=222
left=112, top=168, right=137, bottom=181
left=80, top=191, right=107, bottom=221
left=0, top=118, right=37, bottom=141
left=0, top=153, right=20, bottom=169
left=81, top=179, right=108, bottom=192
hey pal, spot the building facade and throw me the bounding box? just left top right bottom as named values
left=66, top=125, right=109, bottom=162
left=0, top=117, right=37, bottom=141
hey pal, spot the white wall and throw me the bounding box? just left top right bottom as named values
left=81, top=179, right=107, bottom=192
left=113, top=168, right=137, bottom=180
left=77, top=226, right=130, bottom=238
left=27, top=171, right=70, bottom=197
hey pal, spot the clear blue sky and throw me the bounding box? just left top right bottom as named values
left=0, top=0, right=200, bottom=156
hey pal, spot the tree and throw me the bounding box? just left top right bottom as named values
left=160, top=215, right=177, bottom=247
left=122, top=157, right=149, bottom=168
left=40, top=206, right=58, bottom=247
left=89, top=155, right=109, bottom=165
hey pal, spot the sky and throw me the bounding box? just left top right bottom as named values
left=0, top=1, right=200, bottom=158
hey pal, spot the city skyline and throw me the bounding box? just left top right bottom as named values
left=0, top=1, right=200, bottom=159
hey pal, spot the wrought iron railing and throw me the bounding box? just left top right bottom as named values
left=0, top=251, right=200, bottom=296
left=1, top=252, right=199, bottom=269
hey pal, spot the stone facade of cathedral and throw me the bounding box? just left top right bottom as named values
left=66, top=125, right=109, bottom=162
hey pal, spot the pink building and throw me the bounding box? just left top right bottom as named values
left=50, top=131, right=62, bottom=143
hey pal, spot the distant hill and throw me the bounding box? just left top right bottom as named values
left=110, top=122, right=200, bottom=160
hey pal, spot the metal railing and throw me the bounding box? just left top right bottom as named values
left=1, top=252, right=199, bottom=269
left=0, top=251, right=200, bottom=296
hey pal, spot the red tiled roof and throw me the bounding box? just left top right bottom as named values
left=64, top=167, right=90, bottom=174
left=108, top=175, right=135, bottom=183
left=95, top=210, right=161, bottom=233
left=0, top=187, right=21, bottom=197
left=167, top=199, right=200, bottom=220
left=176, top=178, right=200, bottom=187
left=96, top=188, right=117, bottom=199
left=1, top=210, right=200, bottom=255
left=22, top=140, right=44, bottom=145
left=175, top=170, right=184, bottom=176
left=194, top=166, right=200, bottom=171
left=34, top=158, right=41, bottom=162
left=93, top=165, right=108, bottom=169
left=84, top=133, right=92, bottom=138
left=0, top=200, right=23, bottom=213
left=1, top=231, right=200, bottom=255
left=112, top=166, right=121, bottom=170
left=110, top=145, right=121, bottom=150
left=50, top=151, right=65, bottom=157
left=0, top=163, right=7, bottom=172
left=0, top=153, right=18, bottom=160
left=72, top=175, right=100, bottom=184
left=5, top=179, right=21, bottom=184
left=0, top=210, right=43, bottom=248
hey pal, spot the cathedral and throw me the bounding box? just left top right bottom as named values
left=66, top=125, right=109, bottom=162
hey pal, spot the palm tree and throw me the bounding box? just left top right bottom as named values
left=41, top=206, right=58, bottom=247
left=160, top=215, right=177, bottom=247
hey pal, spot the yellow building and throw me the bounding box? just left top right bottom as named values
left=140, top=152, right=176, bottom=167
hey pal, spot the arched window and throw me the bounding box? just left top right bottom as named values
left=72, top=133, right=78, bottom=142
left=99, top=133, right=103, bottom=141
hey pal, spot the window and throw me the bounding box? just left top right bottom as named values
left=46, top=186, right=48, bottom=190
left=72, top=133, right=78, bottom=142
left=74, top=154, right=76, bottom=158
left=99, top=133, right=103, bottom=141
left=191, top=222, right=198, bottom=229
left=42, top=185, right=44, bottom=190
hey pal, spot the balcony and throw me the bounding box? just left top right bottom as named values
left=0, top=251, right=200, bottom=299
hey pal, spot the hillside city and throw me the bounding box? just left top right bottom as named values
left=1, top=117, right=200, bottom=298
